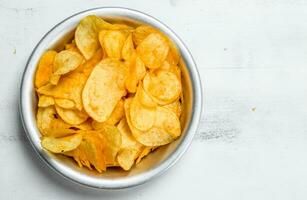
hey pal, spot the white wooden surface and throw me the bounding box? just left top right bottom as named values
left=1, top=0, right=307, bottom=199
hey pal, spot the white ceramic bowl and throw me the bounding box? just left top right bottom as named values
left=19, top=7, right=203, bottom=189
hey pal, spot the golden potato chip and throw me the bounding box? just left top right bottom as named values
left=53, top=50, right=84, bottom=76
left=132, top=25, right=158, bottom=46
left=82, top=59, right=127, bottom=122
left=37, top=71, right=87, bottom=111
left=75, top=15, right=113, bottom=59
left=65, top=43, right=81, bottom=53
left=160, top=61, right=181, bottom=80
left=122, top=33, right=135, bottom=61
left=35, top=50, right=57, bottom=88
left=54, top=98, right=75, bottom=109
left=99, top=30, right=127, bottom=59
left=41, top=133, right=82, bottom=153
left=49, top=74, right=61, bottom=85
left=165, top=39, right=180, bottom=66
left=125, top=99, right=181, bottom=146
left=66, top=131, right=106, bottom=172
left=98, top=124, right=122, bottom=165
left=136, top=84, right=157, bottom=108
left=130, top=91, right=156, bottom=131
left=117, top=149, right=140, bottom=171
left=37, top=106, right=92, bottom=138
left=38, top=95, right=54, bottom=107
left=117, top=118, right=143, bottom=150
left=136, top=147, right=154, bottom=164
left=163, top=100, right=182, bottom=117
left=137, top=33, right=169, bottom=69
left=143, top=70, right=181, bottom=105
left=55, top=105, right=88, bottom=125
left=74, top=49, right=103, bottom=76
left=92, top=99, right=124, bottom=129
left=135, top=56, right=146, bottom=80
left=124, top=54, right=146, bottom=93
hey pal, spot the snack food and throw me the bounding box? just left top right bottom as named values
left=35, top=15, right=183, bottom=172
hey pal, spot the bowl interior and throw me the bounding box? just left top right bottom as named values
left=21, top=8, right=199, bottom=188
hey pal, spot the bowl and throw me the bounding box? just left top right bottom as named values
left=19, top=7, right=203, bottom=189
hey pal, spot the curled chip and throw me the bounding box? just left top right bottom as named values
left=143, top=70, right=181, bottom=105
left=35, top=15, right=185, bottom=173
left=41, top=133, right=82, bottom=153
left=54, top=98, right=75, bottom=109
left=136, top=147, right=155, bottom=164
left=130, top=89, right=156, bottom=131
left=98, top=124, right=122, bottom=165
left=92, top=99, right=124, bottom=129
left=122, top=33, right=135, bottom=61
left=82, top=59, right=126, bottom=122
left=136, top=84, right=157, bottom=108
left=75, top=15, right=112, bottom=59
left=55, top=105, right=88, bottom=125
left=137, top=33, right=169, bottom=69
left=37, top=71, right=87, bottom=111
left=117, top=118, right=143, bottom=170
left=163, top=100, right=182, bottom=117
left=132, top=25, right=158, bottom=46
left=53, top=50, right=84, bottom=76
left=99, top=30, right=127, bottom=59
left=35, top=50, right=57, bottom=88
left=117, top=149, right=140, bottom=171
left=125, top=99, right=181, bottom=146
left=38, top=95, right=55, bottom=107
left=65, top=131, right=106, bottom=172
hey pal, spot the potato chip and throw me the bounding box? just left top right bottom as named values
left=122, top=33, right=135, bottom=61
left=41, top=133, right=82, bottom=153
left=137, top=33, right=169, bottom=69
left=74, top=49, right=103, bottom=76
left=143, top=70, right=181, bottom=105
left=82, top=59, right=127, bottom=122
left=165, top=39, right=180, bottom=66
left=54, top=98, right=75, bottom=109
left=125, top=99, right=181, bottom=146
left=99, top=30, right=127, bottom=59
left=160, top=61, right=181, bottom=80
left=136, top=84, right=157, bottom=108
left=135, top=56, right=146, bottom=80
left=132, top=25, right=158, bottom=46
left=116, top=118, right=143, bottom=170
left=98, top=124, right=122, bottom=165
left=117, top=149, right=140, bottom=171
left=49, top=74, right=61, bottom=85
left=75, top=15, right=113, bottom=59
left=136, top=147, right=154, bottom=164
left=55, top=105, right=88, bottom=125
left=37, top=106, right=92, bottom=138
left=130, top=91, right=156, bottom=131
left=38, top=95, right=54, bottom=107
left=66, top=131, right=106, bottom=172
left=117, top=118, right=143, bottom=149
left=65, top=43, right=81, bottom=53
left=35, top=50, right=57, bottom=88
left=124, top=54, right=146, bottom=93
left=37, top=71, right=87, bottom=111
left=163, top=100, right=182, bottom=117
left=53, top=50, right=84, bottom=76
left=92, top=99, right=124, bottom=129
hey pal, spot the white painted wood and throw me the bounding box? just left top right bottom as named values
left=1, top=0, right=307, bottom=199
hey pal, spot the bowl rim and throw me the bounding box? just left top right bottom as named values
left=19, top=7, right=203, bottom=189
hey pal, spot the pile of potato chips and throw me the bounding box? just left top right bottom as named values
left=35, top=15, right=183, bottom=172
